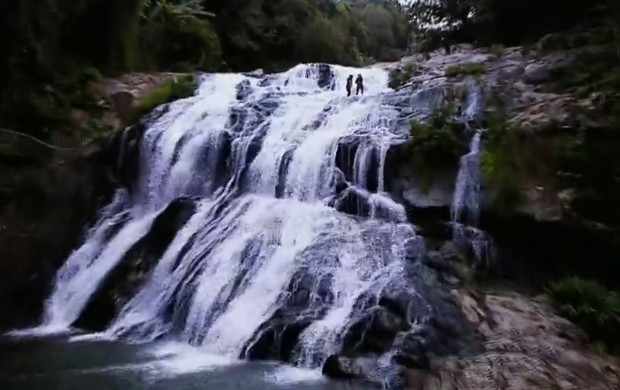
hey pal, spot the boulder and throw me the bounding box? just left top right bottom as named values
left=322, top=355, right=378, bottom=380
left=523, top=54, right=575, bottom=85
left=523, top=63, right=552, bottom=84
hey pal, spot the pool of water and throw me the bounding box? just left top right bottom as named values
left=0, top=333, right=375, bottom=390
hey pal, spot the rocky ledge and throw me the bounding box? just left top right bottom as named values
left=407, top=287, right=620, bottom=389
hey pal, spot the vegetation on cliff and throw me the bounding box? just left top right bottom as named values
left=551, top=277, right=620, bottom=353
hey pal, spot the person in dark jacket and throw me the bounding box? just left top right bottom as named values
left=346, top=75, right=353, bottom=96
left=355, top=74, right=364, bottom=95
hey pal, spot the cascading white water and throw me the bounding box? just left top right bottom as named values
left=38, top=64, right=425, bottom=370
left=448, top=79, right=495, bottom=264
left=451, top=131, right=482, bottom=227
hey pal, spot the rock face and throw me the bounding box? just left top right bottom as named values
left=0, top=126, right=144, bottom=331
left=103, top=72, right=193, bottom=126
left=406, top=290, right=620, bottom=390
left=383, top=44, right=620, bottom=285
left=316, top=257, right=482, bottom=386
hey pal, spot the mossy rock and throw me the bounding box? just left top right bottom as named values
left=393, top=106, right=469, bottom=192
left=135, top=74, right=198, bottom=119
left=445, top=63, right=486, bottom=78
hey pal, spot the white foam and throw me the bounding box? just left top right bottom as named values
left=264, top=365, right=324, bottom=385
left=145, top=342, right=237, bottom=376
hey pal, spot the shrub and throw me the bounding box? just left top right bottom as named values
left=550, top=277, right=620, bottom=351
left=408, top=106, right=468, bottom=168
left=445, top=63, right=486, bottom=78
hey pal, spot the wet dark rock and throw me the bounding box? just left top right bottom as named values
left=99, top=122, right=145, bottom=193
left=244, top=316, right=314, bottom=361
left=243, top=268, right=334, bottom=361
left=74, top=197, right=196, bottom=331
left=228, top=107, right=249, bottom=133
left=342, top=306, right=408, bottom=355
left=213, top=131, right=233, bottom=190
left=392, top=333, right=430, bottom=369
left=322, top=355, right=374, bottom=379
left=330, top=168, right=349, bottom=195
left=335, top=139, right=359, bottom=181
left=404, top=237, right=426, bottom=262
left=316, top=64, right=335, bottom=90
left=236, top=80, right=253, bottom=100
left=332, top=187, right=370, bottom=217
left=326, top=280, right=480, bottom=386
left=422, top=251, right=450, bottom=271
left=275, top=150, right=294, bottom=198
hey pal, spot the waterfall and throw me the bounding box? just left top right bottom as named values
left=450, top=81, right=494, bottom=264
left=35, top=64, right=431, bottom=373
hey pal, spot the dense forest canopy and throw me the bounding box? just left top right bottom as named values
left=407, top=0, right=619, bottom=48
left=0, top=0, right=410, bottom=134
left=1, top=0, right=618, bottom=137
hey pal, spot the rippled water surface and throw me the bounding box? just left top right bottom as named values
left=0, top=334, right=374, bottom=390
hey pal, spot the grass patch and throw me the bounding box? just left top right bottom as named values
left=136, top=74, right=197, bottom=118
left=445, top=62, right=486, bottom=78
left=550, top=277, right=620, bottom=352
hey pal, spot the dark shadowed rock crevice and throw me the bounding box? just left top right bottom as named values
left=74, top=197, right=197, bottom=331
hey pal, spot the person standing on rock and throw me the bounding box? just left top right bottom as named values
left=355, top=74, right=364, bottom=95
left=346, top=75, right=353, bottom=97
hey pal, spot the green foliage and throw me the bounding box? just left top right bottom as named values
left=347, top=0, right=410, bottom=62
left=407, top=0, right=618, bottom=47
left=479, top=117, right=522, bottom=213
left=202, top=0, right=408, bottom=71
left=388, top=63, right=418, bottom=89
left=139, top=1, right=221, bottom=71
left=407, top=106, right=468, bottom=168
left=136, top=75, right=197, bottom=118
left=550, top=277, right=620, bottom=351
left=445, top=62, right=486, bottom=78
left=296, top=15, right=356, bottom=65
left=557, top=129, right=620, bottom=225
